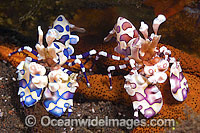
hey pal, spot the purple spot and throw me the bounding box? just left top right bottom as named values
left=182, top=88, right=187, bottom=100
left=120, top=34, right=132, bottom=43
left=130, top=92, right=145, bottom=102
left=176, top=64, right=179, bottom=69
left=144, top=85, right=162, bottom=105
left=19, top=79, right=27, bottom=88
left=179, top=72, right=184, bottom=81
left=59, top=35, right=69, bottom=43
left=116, top=26, right=120, bottom=33
left=170, top=74, right=181, bottom=94
left=155, top=98, right=162, bottom=103
left=138, top=105, right=143, bottom=110
left=131, top=83, right=136, bottom=89
left=114, top=45, right=131, bottom=56
left=184, top=81, right=187, bottom=86
left=61, top=91, right=74, bottom=100
left=148, top=36, right=153, bottom=41
left=132, top=37, right=139, bottom=46
left=144, top=107, right=156, bottom=118
left=119, top=17, right=124, bottom=20
left=122, top=22, right=132, bottom=30
left=133, top=30, right=139, bottom=38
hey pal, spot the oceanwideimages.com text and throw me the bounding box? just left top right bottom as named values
left=25, top=115, right=176, bottom=129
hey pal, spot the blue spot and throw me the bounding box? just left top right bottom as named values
left=57, top=16, right=63, bottom=21
left=49, top=106, right=64, bottom=117
left=68, top=112, right=72, bottom=117
left=80, top=64, right=84, bottom=68
left=24, top=95, right=37, bottom=107
left=32, top=50, right=38, bottom=56
left=67, top=82, right=72, bottom=88
left=27, top=82, right=42, bottom=97
left=67, top=47, right=73, bottom=55
left=66, top=25, right=69, bottom=32
left=54, top=80, right=56, bottom=83
left=35, top=88, right=42, bottom=97
left=27, top=75, right=43, bottom=97
left=43, top=90, right=60, bottom=108
left=67, top=71, right=73, bottom=75
left=64, top=103, right=69, bottom=108
left=20, top=92, right=25, bottom=97
left=28, top=78, right=38, bottom=91
left=19, top=79, right=27, bottom=88
left=43, top=99, right=51, bottom=108
left=54, top=25, right=64, bottom=32
left=20, top=69, right=25, bottom=75
left=35, top=74, right=40, bottom=76
left=54, top=43, right=60, bottom=49
left=70, top=38, right=78, bottom=44
left=28, top=84, right=37, bottom=91
left=67, top=106, right=72, bottom=117
left=61, top=91, right=74, bottom=100
left=63, top=48, right=69, bottom=58
left=59, top=35, right=69, bottom=44
left=20, top=102, right=24, bottom=107
left=57, top=57, right=60, bottom=65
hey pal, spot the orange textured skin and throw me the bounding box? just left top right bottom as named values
left=77, top=74, right=131, bottom=105
left=77, top=43, right=200, bottom=132
left=0, top=44, right=37, bottom=67
left=0, top=43, right=200, bottom=132
left=160, top=44, right=200, bottom=77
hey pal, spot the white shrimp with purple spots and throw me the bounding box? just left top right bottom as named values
left=124, top=71, right=163, bottom=118
left=170, top=62, right=189, bottom=101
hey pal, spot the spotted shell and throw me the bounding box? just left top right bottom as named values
left=48, top=41, right=74, bottom=65
left=170, top=62, right=189, bottom=101
left=17, top=61, right=47, bottom=107
left=144, top=59, right=169, bottom=84
left=115, top=17, right=139, bottom=49
left=43, top=69, right=79, bottom=117
left=124, top=72, right=163, bottom=118
left=53, top=15, right=71, bottom=45
left=53, top=15, right=79, bottom=48
left=113, top=17, right=142, bottom=62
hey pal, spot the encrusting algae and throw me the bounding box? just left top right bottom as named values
left=0, top=41, right=200, bottom=132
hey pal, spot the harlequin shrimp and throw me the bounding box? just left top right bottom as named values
left=95, top=15, right=189, bottom=118
left=9, top=15, right=96, bottom=117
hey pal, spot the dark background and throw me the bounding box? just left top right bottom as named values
left=0, top=0, right=199, bottom=57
